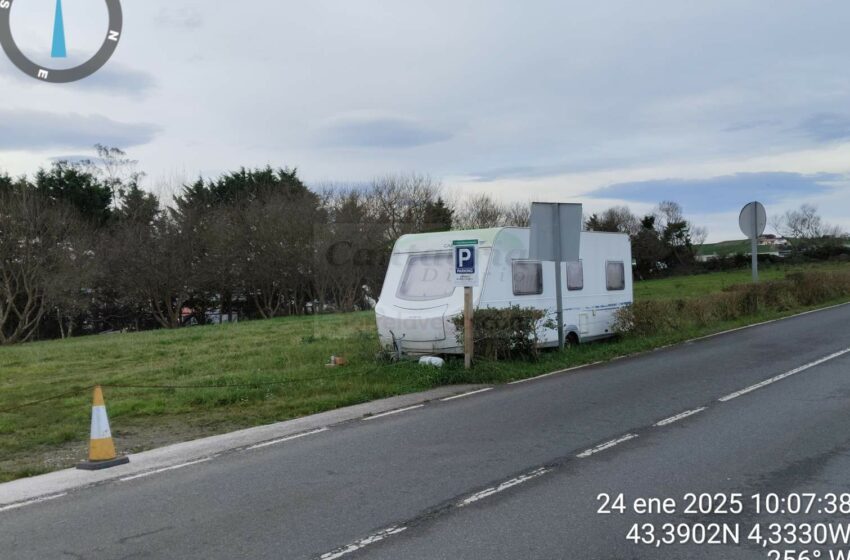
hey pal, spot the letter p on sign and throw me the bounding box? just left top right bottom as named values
left=458, top=248, right=472, bottom=268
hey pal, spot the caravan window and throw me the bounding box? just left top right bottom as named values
left=606, top=261, right=625, bottom=291
left=397, top=253, right=455, bottom=301
left=512, top=261, right=543, bottom=296
left=566, top=261, right=584, bottom=291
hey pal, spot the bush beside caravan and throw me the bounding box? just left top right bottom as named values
left=375, top=227, right=633, bottom=356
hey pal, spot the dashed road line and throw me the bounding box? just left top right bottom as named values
left=120, top=458, right=212, bottom=482
left=362, top=404, right=424, bottom=421
left=458, top=467, right=551, bottom=507
left=441, top=388, right=493, bottom=401
left=318, top=468, right=552, bottom=558
left=319, top=526, right=408, bottom=560
left=508, top=362, right=604, bottom=385
left=719, top=347, right=850, bottom=402
left=577, top=434, right=638, bottom=458
left=654, top=407, right=707, bottom=427
left=314, top=338, right=850, bottom=560
left=0, top=493, right=67, bottom=513
left=246, top=427, right=329, bottom=450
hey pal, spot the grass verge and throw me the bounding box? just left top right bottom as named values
left=0, top=264, right=848, bottom=482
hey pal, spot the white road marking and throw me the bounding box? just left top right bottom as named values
left=319, top=526, right=408, bottom=560
left=441, top=388, right=493, bottom=401
left=362, top=404, right=424, bottom=421
left=719, top=347, right=850, bottom=402
left=577, top=434, right=638, bottom=458
left=120, top=458, right=212, bottom=482
left=246, top=427, right=329, bottom=450
left=690, top=301, right=850, bottom=343
left=508, top=362, right=604, bottom=385
left=654, top=407, right=707, bottom=427
left=458, top=467, right=551, bottom=507
left=0, top=493, right=67, bottom=513
left=506, top=304, right=850, bottom=386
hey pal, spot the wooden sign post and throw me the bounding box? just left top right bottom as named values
left=453, top=239, right=479, bottom=370
left=464, top=286, right=473, bottom=370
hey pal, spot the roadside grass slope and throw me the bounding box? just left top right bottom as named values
left=1, top=262, right=849, bottom=482
left=696, top=239, right=777, bottom=257
left=634, top=261, right=847, bottom=299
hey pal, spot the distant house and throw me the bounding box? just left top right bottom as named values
left=697, top=235, right=793, bottom=262
left=758, top=234, right=790, bottom=248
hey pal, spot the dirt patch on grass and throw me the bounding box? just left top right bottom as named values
left=0, top=418, right=244, bottom=483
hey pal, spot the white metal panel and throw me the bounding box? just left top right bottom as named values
left=529, top=203, right=583, bottom=262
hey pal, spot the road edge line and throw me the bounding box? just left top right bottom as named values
left=508, top=301, right=850, bottom=386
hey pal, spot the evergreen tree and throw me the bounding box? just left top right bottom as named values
left=422, top=197, right=454, bottom=232
left=34, top=161, right=112, bottom=226
left=115, top=183, right=160, bottom=225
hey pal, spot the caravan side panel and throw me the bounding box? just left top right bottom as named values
left=479, top=230, right=632, bottom=345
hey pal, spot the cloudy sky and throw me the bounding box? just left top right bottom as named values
left=1, top=0, right=849, bottom=241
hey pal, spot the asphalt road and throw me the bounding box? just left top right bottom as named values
left=2, top=304, right=850, bottom=560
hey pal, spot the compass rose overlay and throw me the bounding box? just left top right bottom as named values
left=0, top=0, right=122, bottom=83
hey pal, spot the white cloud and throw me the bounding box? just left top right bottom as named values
left=444, top=142, right=850, bottom=241
left=154, top=7, right=204, bottom=30
left=0, top=0, right=848, bottom=241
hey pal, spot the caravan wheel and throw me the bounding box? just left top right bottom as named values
left=566, top=332, right=580, bottom=349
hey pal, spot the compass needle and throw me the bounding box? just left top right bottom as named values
left=51, top=0, right=67, bottom=58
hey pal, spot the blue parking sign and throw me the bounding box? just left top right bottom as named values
left=455, top=246, right=475, bottom=273
left=453, top=240, right=479, bottom=287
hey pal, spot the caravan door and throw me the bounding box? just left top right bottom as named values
left=579, top=313, right=590, bottom=336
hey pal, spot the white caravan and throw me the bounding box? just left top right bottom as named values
left=375, top=227, right=633, bottom=355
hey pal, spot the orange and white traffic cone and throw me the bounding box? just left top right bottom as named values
left=77, top=386, right=130, bottom=470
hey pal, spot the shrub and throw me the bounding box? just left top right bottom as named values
left=615, top=269, right=850, bottom=337
left=451, top=305, right=553, bottom=361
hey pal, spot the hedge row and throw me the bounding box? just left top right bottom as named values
left=614, top=270, right=850, bottom=337
left=452, top=305, right=554, bottom=361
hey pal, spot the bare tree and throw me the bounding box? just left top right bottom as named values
left=85, top=144, right=145, bottom=207
left=48, top=229, right=98, bottom=339
left=318, top=189, right=389, bottom=311
left=241, top=193, right=319, bottom=318
left=585, top=205, right=640, bottom=235
left=0, top=186, right=89, bottom=343
left=368, top=173, right=443, bottom=240
left=655, top=200, right=684, bottom=231
left=690, top=225, right=709, bottom=246
left=504, top=201, right=531, bottom=227
left=773, top=204, right=846, bottom=246
left=106, top=214, right=193, bottom=329
left=454, top=193, right=505, bottom=229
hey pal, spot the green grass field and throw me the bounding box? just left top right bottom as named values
left=634, top=261, right=848, bottom=300
left=697, top=239, right=781, bottom=257
left=1, top=262, right=849, bottom=482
